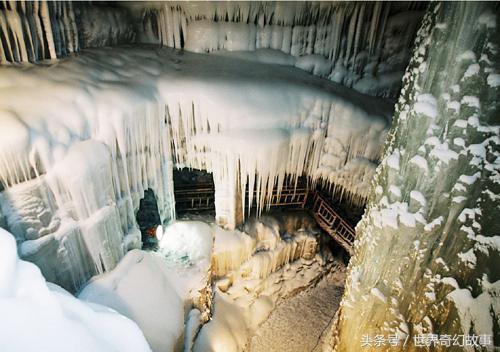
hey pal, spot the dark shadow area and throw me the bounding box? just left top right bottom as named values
left=315, top=184, right=366, bottom=228
left=173, top=168, right=215, bottom=219
left=136, top=189, right=161, bottom=249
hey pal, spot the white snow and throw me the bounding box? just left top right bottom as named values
left=457, top=249, right=477, bottom=269
left=0, top=227, right=151, bottom=352
left=386, top=150, right=400, bottom=170
left=478, top=11, right=497, bottom=29
left=410, top=190, right=426, bottom=207
left=447, top=280, right=499, bottom=342
left=409, top=155, right=429, bottom=172
left=461, top=95, right=480, bottom=108
left=487, top=73, right=500, bottom=88
left=0, top=46, right=391, bottom=289
left=453, top=137, right=466, bottom=147
left=429, top=141, right=459, bottom=164
left=459, top=172, right=481, bottom=185
left=447, top=100, right=461, bottom=113
left=452, top=196, right=467, bottom=204
left=79, top=249, right=184, bottom=352
left=414, top=94, right=438, bottom=118
left=456, top=51, right=476, bottom=62
left=371, top=199, right=423, bottom=229
left=454, top=119, right=468, bottom=128
left=389, top=185, right=401, bottom=198
left=462, top=63, right=480, bottom=79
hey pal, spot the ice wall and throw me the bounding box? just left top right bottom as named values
left=332, top=2, right=499, bottom=351
left=194, top=213, right=328, bottom=352
left=74, top=3, right=136, bottom=48
left=0, top=46, right=391, bottom=290
left=0, top=1, right=137, bottom=64
left=0, top=1, right=78, bottom=63
left=0, top=227, right=152, bottom=352
left=1, top=1, right=424, bottom=97
left=0, top=60, right=176, bottom=291
left=136, top=1, right=425, bottom=98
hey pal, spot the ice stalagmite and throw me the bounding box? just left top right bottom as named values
left=331, top=2, right=499, bottom=351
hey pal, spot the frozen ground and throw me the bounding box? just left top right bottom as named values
left=247, top=270, right=345, bottom=352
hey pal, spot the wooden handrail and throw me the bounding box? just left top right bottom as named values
left=173, top=182, right=356, bottom=254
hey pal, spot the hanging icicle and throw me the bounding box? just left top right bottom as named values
left=0, top=1, right=78, bottom=64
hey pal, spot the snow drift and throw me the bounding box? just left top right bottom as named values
left=0, top=227, right=151, bottom=352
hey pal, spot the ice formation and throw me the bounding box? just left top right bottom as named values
left=0, top=45, right=391, bottom=291
left=1, top=2, right=424, bottom=98
left=77, top=216, right=337, bottom=352
left=190, top=213, right=336, bottom=352
left=79, top=250, right=185, bottom=352
left=0, top=227, right=151, bottom=352
left=0, top=1, right=78, bottom=63
left=332, top=2, right=500, bottom=350
left=80, top=220, right=217, bottom=352
left=136, top=1, right=425, bottom=98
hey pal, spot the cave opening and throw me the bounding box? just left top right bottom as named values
left=173, top=168, right=216, bottom=219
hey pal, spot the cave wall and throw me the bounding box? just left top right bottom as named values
left=1, top=1, right=426, bottom=99
left=0, top=1, right=425, bottom=293
left=0, top=1, right=135, bottom=63
left=331, top=2, right=499, bottom=350
left=134, top=1, right=426, bottom=98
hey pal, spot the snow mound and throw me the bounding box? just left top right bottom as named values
left=79, top=249, right=184, bottom=352
left=0, top=227, right=151, bottom=352
left=158, top=220, right=214, bottom=266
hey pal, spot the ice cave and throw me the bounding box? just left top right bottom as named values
left=0, top=1, right=498, bottom=351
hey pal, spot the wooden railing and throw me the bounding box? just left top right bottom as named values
left=174, top=183, right=215, bottom=212
left=247, top=186, right=309, bottom=208
left=311, top=192, right=356, bottom=255
left=174, top=182, right=356, bottom=254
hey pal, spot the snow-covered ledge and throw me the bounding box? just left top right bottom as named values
left=0, top=46, right=392, bottom=291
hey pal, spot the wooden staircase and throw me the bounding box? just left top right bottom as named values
left=311, top=192, right=356, bottom=255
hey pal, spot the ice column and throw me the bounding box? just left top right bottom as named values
left=332, top=2, right=500, bottom=350
left=0, top=1, right=78, bottom=63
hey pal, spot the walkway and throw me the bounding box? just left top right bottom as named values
left=246, top=270, right=345, bottom=352
left=175, top=183, right=357, bottom=255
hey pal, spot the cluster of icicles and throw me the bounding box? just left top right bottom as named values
left=164, top=96, right=366, bottom=224
left=0, top=1, right=78, bottom=63
left=211, top=224, right=318, bottom=279
left=143, top=2, right=397, bottom=67
left=0, top=102, right=176, bottom=291
left=0, top=96, right=375, bottom=233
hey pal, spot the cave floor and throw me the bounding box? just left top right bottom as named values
left=246, top=270, right=345, bottom=352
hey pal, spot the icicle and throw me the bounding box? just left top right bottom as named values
left=353, top=3, right=366, bottom=64
left=41, top=1, right=57, bottom=59
left=368, top=2, right=382, bottom=55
